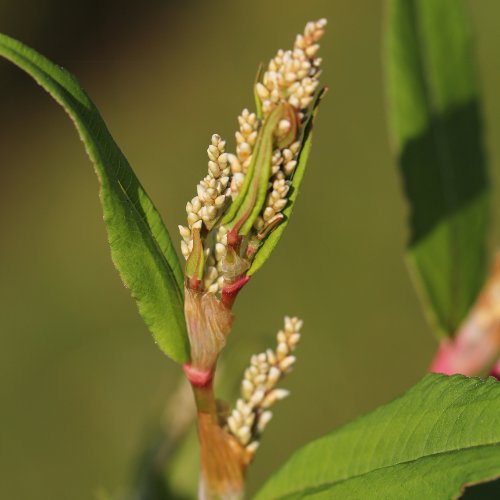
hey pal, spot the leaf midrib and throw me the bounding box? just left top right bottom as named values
left=115, top=177, right=184, bottom=304
left=275, top=441, right=500, bottom=499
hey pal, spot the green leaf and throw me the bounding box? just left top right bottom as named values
left=253, top=64, right=265, bottom=120
left=256, top=374, right=500, bottom=499
left=385, top=0, right=490, bottom=338
left=248, top=90, right=325, bottom=276
left=0, top=33, right=190, bottom=363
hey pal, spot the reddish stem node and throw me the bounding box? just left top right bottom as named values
left=183, top=363, right=214, bottom=388
left=221, top=276, right=251, bottom=308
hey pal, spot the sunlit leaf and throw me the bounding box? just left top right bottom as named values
left=0, top=33, right=190, bottom=363
left=256, top=374, right=500, bottom=499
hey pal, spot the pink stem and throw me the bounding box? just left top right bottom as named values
left=430, top=255, right=500, bottom=377
left=221, top=276, right=251, bottom=308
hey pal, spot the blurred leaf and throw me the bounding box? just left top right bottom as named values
left=256, top=374, right=500, bottom=499
left=248, top=89, right=325, bottom=276
left=95, top=489, right=114, bottom=500
left=130, top=377, right=197, bottom=500
left=130, top=435, right=191, bottom=500
left=0, top=33, right=190, bottom=363
left=385, top=0, right=490, bottom=338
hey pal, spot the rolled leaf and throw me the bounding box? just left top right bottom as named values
left=0, top=33, right=190, bottom=363
left=248, top=89, right=325, bottom=276
left=222, top=103, right=285, bottom=236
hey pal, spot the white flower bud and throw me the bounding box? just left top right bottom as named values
left=244, top=412, right=255, bottom=428
left=256, top=82, right=269, bottom=99
left=178, top=225, right=191, bottom=239
left=227, top=415, right=239, bottom=435
left=267, top=366, right=281, bottom=386
left=289, top=95, right=300, bottom=109
left=250, top=389, right=266, bottom=406
left=242, top=379, right=254, bottom=400
left=273, top=198, right=288, bottom=211
left=277, top=342, right=289, bottom=360
left=187, top=212, right=200, bottom=226
left=305, top=44, right=320, bottom=58
left=279, top=119, right=291, bottom=134
left=266, top=349, right=277, bottom=365
left=279, top=356, right=296, bottom=372
left=237, top=426, right=251, bottom=445
left=262, top=388, right=290, bottom=408
left=257, top=411, right=273, bottom=433
left=246, top=441, right=259, bottom=455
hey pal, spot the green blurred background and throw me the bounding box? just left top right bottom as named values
left=0, top=1, right=499, bottom=498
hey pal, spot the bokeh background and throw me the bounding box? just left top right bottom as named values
left=1, top=1, right=499, bottom=498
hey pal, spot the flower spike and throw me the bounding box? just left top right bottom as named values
left=226, top=317, right=303, bottom=464
left=179, top=19, right=327, bottom=305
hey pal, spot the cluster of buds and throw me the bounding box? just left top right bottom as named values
left=255, top=19, right=326, bottom=118
left=179, top=134, right=232, bottom=293
left=179, top=19, right=326, bottom=306
left=226, top=316, right=302, bottom=462
left=229, top=108, right=259, bottom=197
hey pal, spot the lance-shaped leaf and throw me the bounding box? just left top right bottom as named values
left=0, top=33, right=190, bottom=363
left=385, top=0, right=490, bottom=338
left=248, top=90, right=325, bottom=276
left=256, top=374, right=500, bottom=499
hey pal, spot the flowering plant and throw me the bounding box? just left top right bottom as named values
left=1, top=5, right=500, bottom=499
